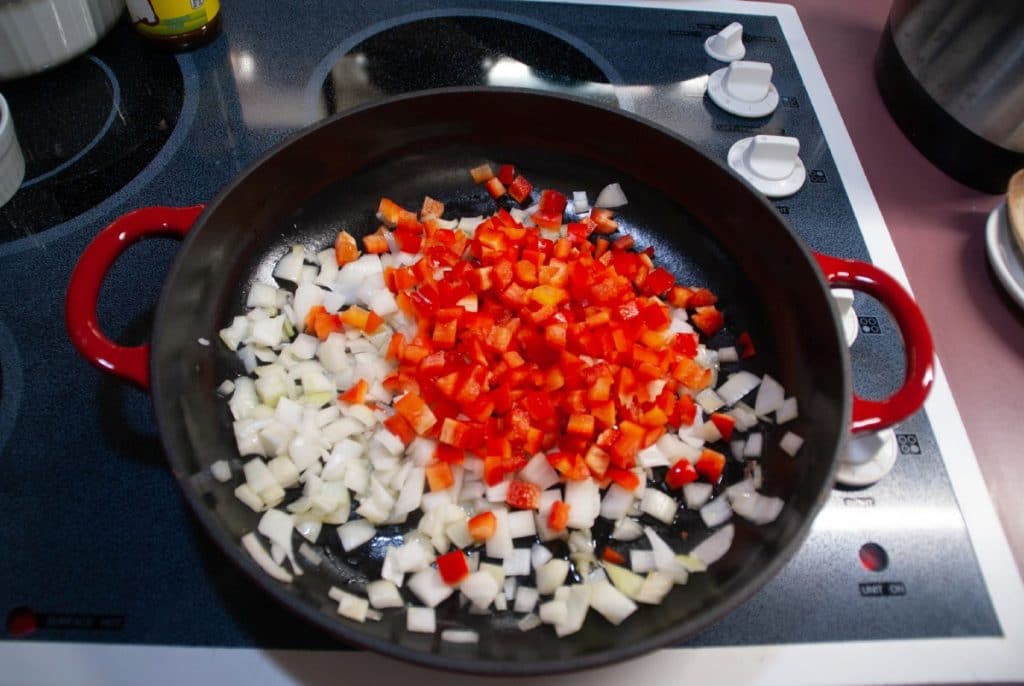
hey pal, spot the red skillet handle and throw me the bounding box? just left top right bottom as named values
left=813, top=252, right=934, bottom=433
left=66, top=205, right=205, bottom=390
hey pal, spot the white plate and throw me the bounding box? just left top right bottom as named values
left=985, top=202, right=1024, bottom=310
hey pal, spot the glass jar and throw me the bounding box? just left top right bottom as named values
left=127, top=0, right=222, bottom=52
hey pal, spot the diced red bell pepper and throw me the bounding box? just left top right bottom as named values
left=376, top=198, right=404, bottom=226
left=340, top=306, right=370, bottom=330
left=608, top=466, right=641, bottom=492
left=641, top=302, right=671, bottom=331
left=737, top=330, right=756, bottom=358
left=497, top=164, right=516, bottom=186
left=710, top=413, right=736, bottom=441
left=547, top=500, right=571, bottom=532
left=363, top=232, right=389, bottom=254
left=437, top=549, right=470, bottom=585
left=673, top=393, right=698, bottom=426
left=426, top=462, right=454, bottom=492
left=537, top=189, right=567, bottom=217
left=470, top=164, right=494, bottom=183
left=435, top=444, right=465, bottom=465
left=644, top=267, right=675, bottom=296
left=482, top=455, right=504, bottom=486
left=334, top=230, right=359, bottom=266
left=338, top=379, right=368, bottom=404
left=506, top=480, right=540, bottom=510
left=393, top=226, right=423, bottom=253
left=394, top=392, right=437, bottom=435
left=688, top=288, right=718, bottom=307
left=583, top=445, right=611, bottom=477
left=432, top=318, right=458, bottom=349
left=383, top=413, right=416, bottom=445
left=601, top=547, right=626, bottom=565
left=365, top=310, right=385, bottom=334
left=691, top=306, right=725, bottom=336
left=468, top=511, right=497, bottom=541
left=590, top=208, right=618, bottom=234
left=665, top=459, right=698, bottom=489
left=567, top=413, right=595, bottom=438
left=439, top=417, right=471, bottom=448
left=485, top=177, right=506, bottom=199
left=508, top=175, right=533, bottom=204
left=695, top=448, right=727, bottom=483
left=420, top=195, right=444, bottom=220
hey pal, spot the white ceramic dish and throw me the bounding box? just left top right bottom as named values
left=0, top=0, right=124, bottom=80
left=985, top=202, right=1024, bottom=310
left=0, top=92, right=25, bottom=208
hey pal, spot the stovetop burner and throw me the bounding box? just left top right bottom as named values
left=314, top=15, right=620, bottom=118
left=0, top=21, right=183, bottom=242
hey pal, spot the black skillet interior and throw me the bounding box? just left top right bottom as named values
left=151, top=89, right=847, bottom=674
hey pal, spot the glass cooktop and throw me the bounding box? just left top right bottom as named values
left=0, top=3, right=1018, bottom=682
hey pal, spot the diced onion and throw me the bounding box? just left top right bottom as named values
left=406, top=607, right=435, bottom=633
left=743, top=433, right=763, bottom=458
left=717, top=346, right=739, bottom=363
left=507, top=511, right=537, bottom=539
left=441, top=629, right=480, bottom=644
left=210, top=460, right=232, bottom=483
left=536, top=559, right=570, bottom=594
left=518, top=613, right=542, bottom=631
left=531, top=544, right=554, bottom=570
left=588, top=580, right=637, bottom=625
left=594, top=182, right=628, bottom=208
left=572, top=191, right=590, bottom=213
left=700, top=496, right=732, bottom=527
left=695, top=389, right=725, bottom=413
left=754, top=374, right=786, bottom=416
left=338, top=519, right=376, bottom=551
left=780, top=431, right=804, bottom=456
left=776, top=397, right=799, bottom=424
left=539, top=599, right=568, bottom=625
left=691, top=524, right=734, bottom=566
left=241, top=532, right=292, bottom=582
left=460, top=571, right=501, bottom=608
left=629, top=550, right=655, bottom=574
left=329, top=587, right=370, bottom=622
left=610, top=517, right=644, bottom=541
left=600, top=484, right=635, bottom=521
left=716, top=371, right=761, bottom=406
left=683, top=482, right=713, bottom=509
left=407, top=568, right=453, bottom=608
left=640, top=489, right=677, bottom=524
left=519, top=453, right=561, bottom=490
left=514, top=586, right=539, bottom=613
left=635, top=571, right=674, bottom=605
left=503, top=548, right=531, bottom=576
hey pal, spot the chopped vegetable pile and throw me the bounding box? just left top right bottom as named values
left=214, top=163, right=802, bottom=640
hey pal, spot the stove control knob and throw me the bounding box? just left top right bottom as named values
left=728, top=135, right=805, bottom=198
left=705, top=22, right=746, bottom=62
left=707, top=60, right=779, bottom=118
left=837, top=428, right=898, bottom=487
left=832, top=288, right=859, bottom=347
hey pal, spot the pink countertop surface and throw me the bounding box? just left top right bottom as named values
left=778, top=0, right=1023, bottom=577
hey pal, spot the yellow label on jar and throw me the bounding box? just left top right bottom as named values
left=127, top=0, right=220, bottom=37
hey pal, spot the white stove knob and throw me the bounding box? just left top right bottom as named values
left=727, top=135, right=806, bottom=198
left=832, top=288, right=859, bottom=346
left=836, top=428, right=898, bottom=487
left=707, top=60, right=779, bottom=118
left=704, top=22, right=746, bottom=62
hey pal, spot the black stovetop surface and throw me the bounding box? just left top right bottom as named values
left=0, top=0, right=1000, bottom=649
